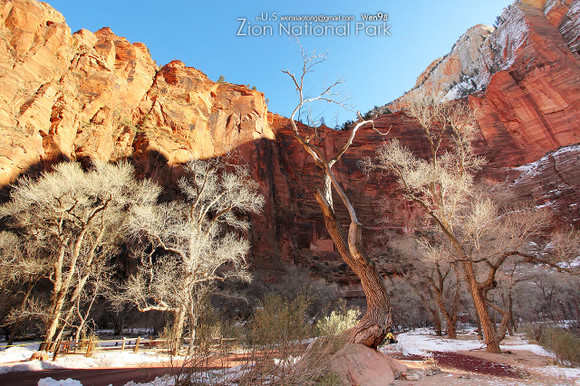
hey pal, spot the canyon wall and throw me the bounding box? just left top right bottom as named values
left=0, top=0, right=578, bottom=282
left=0, top=0, right=273, bottom=186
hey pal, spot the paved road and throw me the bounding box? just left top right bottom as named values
left=0, top=366, right=175, bottom=386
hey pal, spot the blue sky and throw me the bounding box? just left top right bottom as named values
left=47, top=0, right=513, bottom=126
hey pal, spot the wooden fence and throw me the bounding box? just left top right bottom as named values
left=50, top=336, right=238, bottom=359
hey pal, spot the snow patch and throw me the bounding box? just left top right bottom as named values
left=535, top=365, right=580, bottom=381
left=383, top=329, right=485, bottom=356
left=38, top=377, right=83, bottom=386
left=511, top=144, right=580, bottom=185
left=558, top=256, right=580, bottom=268
left=124, top=365, right=249, bottom=386
left=0, top=343, right=181, bottom=374
left=544, top=0, right=559, bottom=16
left=490, top=5, right=528, bottom=71
left=383, top=328, right=557, bottom=358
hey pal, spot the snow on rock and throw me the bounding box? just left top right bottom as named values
left=509, top=144, right=580, bottom=225
left=544, top=0, right=559, bottom=16
left=38, top=377, right=83, bottom=386
left=393, top=3, right=533, bottom=106
left=560, top=0, right=580, bottom=52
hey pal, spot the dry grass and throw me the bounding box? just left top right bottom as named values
left=522, top=324, right=580, bottom=366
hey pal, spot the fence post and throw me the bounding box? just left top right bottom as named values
left=85, top=337, right=95, bottom=358
left=121, top=337, right=126, bottom=351
left=134, top=336, right=141, bottom=353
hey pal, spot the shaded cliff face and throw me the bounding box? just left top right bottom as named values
left=0, top=0, right=578, bottom=281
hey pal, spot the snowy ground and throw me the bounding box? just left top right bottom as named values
left=381, top=328, right=580, bottom=384
left=383, top=328, right=553, bottom=358
left=2, top=329, right=580, bottom=385
left=124, top=365, right=248, bottom=386
left=0, top=342, right=180, bottom=374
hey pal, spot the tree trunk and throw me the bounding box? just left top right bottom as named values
left=506, top=291, right=516, bottom=335
left=436, top=299, right=457, bottom=339
left=114, top=313, right=124, bottom=336
left=315, top=192, right=392, bottom=348
left=187, top=309, right=198, bottom=355
left=171, top=307, right=186, bottom=355
left=431, top=309, right=442, bottom=336
left=74, top=321, right=85, bottom=342
left=447, top=266, right=461, bottom=339
left=434, top=291, right=458, bottom=339
left=463, top=261, right=501, bottom=353
left=474, top=313, right=483, bottom=340
left=447, top=319, right=457, bottom=339
left=41, top=292, right=67, bottom=351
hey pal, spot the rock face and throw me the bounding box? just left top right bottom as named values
left=0, top=0, right=578, bottom=281
left=0, top=0, right=272, bottom=186
left=328, top=344, right=401, bottom=385
left=507, top=144, right=580, bottom=225
left=387, top=0, right=580, bottom=166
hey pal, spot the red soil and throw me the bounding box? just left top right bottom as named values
left=432, top=351, right=528, bottom=378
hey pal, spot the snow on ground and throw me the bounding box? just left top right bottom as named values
left=124, top=365, right=248, bottom=386
left=0, top=342, right=181, bottom=374
left=38, top=377, right=83, bottom=386
left=124, top=375, right=173, bottom=386
left=383, top=328, right=485, bottom=356
left=381, top=328, right=580, bottom=383
left=535, top=365, right=580, bottom=380
left=382, top=328, right=555, bottom=358
left=499, top=334, right=554, bottom=357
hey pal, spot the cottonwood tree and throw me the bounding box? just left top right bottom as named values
left=282, top=51, right=392, bottom=348
left=367, top=97, right=579, bottom=352
left=512, top=264, right=580, bottom=323
left=419, top=242, right=463, bottom=339
left=390, top=236, right=462, bottom=338
left=0, top=161, right=158, bottom=351
left=123, top=159, right=263, bottom=353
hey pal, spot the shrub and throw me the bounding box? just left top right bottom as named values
left=316, top=303, right=360, bottom=337
left=246, top=294, right=312, bottom=346
left=523, top=325, right=580, bottom=366
left=239, top=294, right=343, bottom=385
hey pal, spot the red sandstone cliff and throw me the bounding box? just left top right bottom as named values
left=0, top=0, right=273, bottom=186
left=0, top=0, right=578, bottom=279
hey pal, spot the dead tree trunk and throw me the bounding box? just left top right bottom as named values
left=315, top=189, right=392, bottom=348
left=282, top=56, right=392, bottom=348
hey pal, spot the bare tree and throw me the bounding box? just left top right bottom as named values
left=512, top=263, right=580, bottom=324
left=368, top=97, right=579, bottom=352
left=123, top=159, right=263, bottom=354
left=0, top=161, right=158, bottom=352
left=282, top=51, right=392, bottom=348
left=390, top=236, right=462, bottom=338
